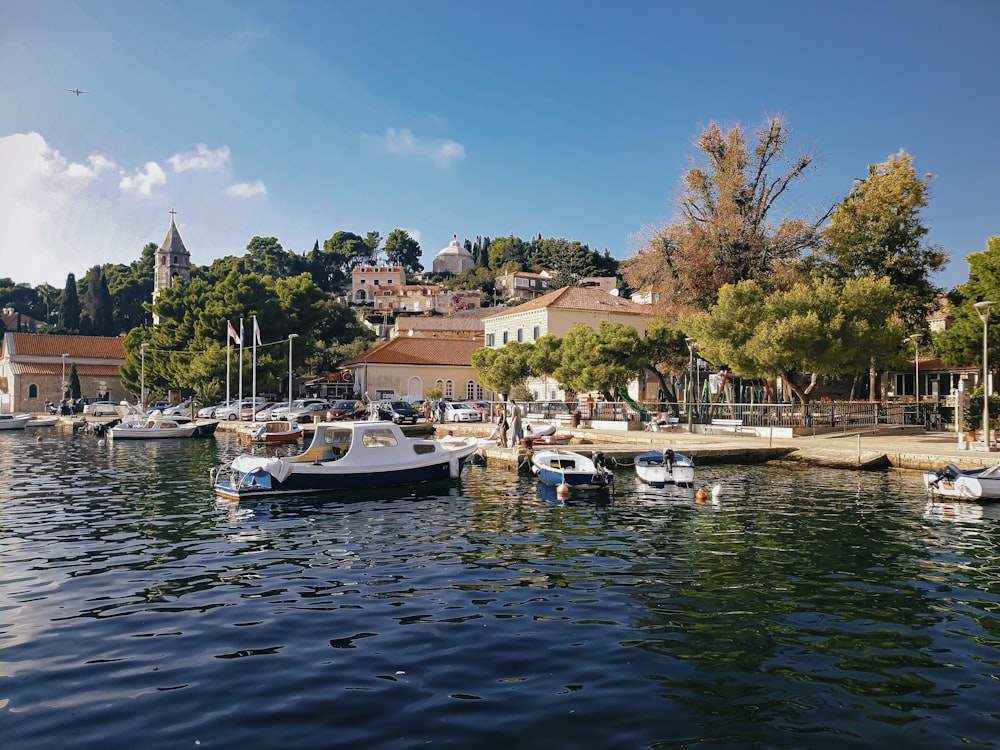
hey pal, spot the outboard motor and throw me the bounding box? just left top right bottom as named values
left=592, top=451, right=606, bottom=472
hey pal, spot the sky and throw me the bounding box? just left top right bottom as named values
left=1, top=0, right=997, bottom=292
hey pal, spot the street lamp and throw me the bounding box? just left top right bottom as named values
left=140, top=343, right=149, bottom=412
left=974, top=301, right=995, bottom=449
left=287, top=334, right=299, bottom=413
left=685, top=338, right=697, bottom=432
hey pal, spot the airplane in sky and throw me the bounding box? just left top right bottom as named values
left=66, top=88, right=87, bottom=96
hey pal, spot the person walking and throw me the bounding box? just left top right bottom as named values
left=508, top=399, right=523, bottom=448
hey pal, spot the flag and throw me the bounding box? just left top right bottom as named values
left=227, top=320, right=240, bottom=345
left=239, top=319, right=245, bottom=346
left=253, top=316, right=262, bottom=346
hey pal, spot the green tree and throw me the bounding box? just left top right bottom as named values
left=384, top=229, right=423, bottom=275
left=80, top=265, right=115, bottom=336
left=105, top=243, right=156, bottom=332
left=936, top=237, right=1000, bottom=369
left=626, top=117, right=823, bottom=310
left=821, top=150, right=946, bottom=333
left=68, top=363, right=81, bottom=399
left=685, top=277, right=904, bottom=409
left=58, top=273, right=81, bottom=331
left=641, top=318, right=692, bottom=414
left=246, top=236, right=304, bottom=279
left=311, top=231, right=376, bottom=293
left=552, top=322, right=643, bottom=400
left=471, top=342, right=533, bottom=395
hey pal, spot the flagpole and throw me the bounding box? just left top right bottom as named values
left=226, top=320, right=231, bottom=408
left=252, top=315, right=258, bottom=416
left=238, top=319, right=244, bottom=421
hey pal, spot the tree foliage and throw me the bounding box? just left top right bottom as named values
left=384, top=229, right=423, bottom=275
left=936, top=236, right=1000, bottom=369
left=80, top=265, right=115, bottom=336
left=685, top=277, right=905, bottom=406
left=626, top=117, right=824, bottom=311
left=58, top=273, right=81, bottom=331
left=821, top=150, right=945, bottom=332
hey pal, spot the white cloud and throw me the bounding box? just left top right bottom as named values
left=382, top=128, right=465, bottom=168
left=168, top=144, right=231, bottom=173
left=226, top=180, right=267, bottom=198
left=119, top=161, right=167, bottom=196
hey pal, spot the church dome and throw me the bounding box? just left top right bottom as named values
left=437, top=236, right=472, bottom=258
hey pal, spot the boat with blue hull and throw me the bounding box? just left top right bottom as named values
left=531, top=448, right=614, bottom=491
left=212, top=420, right=480, bottom=500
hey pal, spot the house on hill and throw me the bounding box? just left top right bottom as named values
left=484, top=286, right=650, bottom=347
left=0, top=333, right=127, bottom=413
left=340, top=337, right=487, bottom=403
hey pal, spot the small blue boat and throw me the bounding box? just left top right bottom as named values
left=531, top=448, right=614, bottom=491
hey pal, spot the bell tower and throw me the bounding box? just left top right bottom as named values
left=153, top=208, right=192, bottom=324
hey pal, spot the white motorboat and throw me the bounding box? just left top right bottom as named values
left=25, top=416, right=58, bottom=427
left=241, top=420, right=303, bottom=444
left=924, top=463, right=1000, bottom=501
left=108, top=412, right=199, bottom=440
left=531, top=448, right=614, bottom=490
left=635, top=448, right=695, bottom=488
left=0, top=413, right=31, bottom=430
left=212, top=420, right=481, bottom=500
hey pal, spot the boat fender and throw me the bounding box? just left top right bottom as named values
left=449, top=454, right=460, bottom=479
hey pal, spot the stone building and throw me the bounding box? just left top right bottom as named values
left=153, top=210, right=192, bottom=324
left=431, top=236, right=475, bottom=275
left=0, top=333, right=127, bottom=413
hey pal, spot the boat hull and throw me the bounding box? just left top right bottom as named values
left=214, top=457, right=466, bottom=500
left=0, top=414, right=31, bottom=430
left=531, top=449, right=613, bottom=490
left=924, top=464, right=1000, bottom=501
left=213, top=420, right=480, bottom=500
left=635, top=450, right=695, bottom=488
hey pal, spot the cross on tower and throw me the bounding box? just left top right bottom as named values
left=169, top=208, right=177, bottom=221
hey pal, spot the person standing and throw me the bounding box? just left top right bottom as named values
left=508, top=399, right=523, bottom=447
left=422, top=399, right=431, bottom=421
left=497, top=407, right=508, bottom=448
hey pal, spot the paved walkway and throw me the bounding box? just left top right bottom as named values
left=567, top=424, right=998, bottom=473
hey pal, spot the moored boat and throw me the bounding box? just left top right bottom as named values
left=530, top=448, right=613, bottom=490
left=212, top=420, right=480, bottom=500
left=25, top=416, right=58, bottom=427
left=531, top=432, right=573, bottom=446
left=0, top=413, right=31, bottom=430
left=108, top=412, right=199, bottom=440
left=923, top=463, right=1000, bottom=501
left=242, top=420, right=303, bottom=444
left=635, top=448, right=695, bottom=488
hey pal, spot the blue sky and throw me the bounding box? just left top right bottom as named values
left=1, top=0, right=997, bottom=291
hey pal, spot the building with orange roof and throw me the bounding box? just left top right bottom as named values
left=339, top=337, right=489, bottom=402
left=0, top=333, right=127, bottom=413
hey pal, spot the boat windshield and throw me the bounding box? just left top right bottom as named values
left=361, top=427, right=399, bottom=448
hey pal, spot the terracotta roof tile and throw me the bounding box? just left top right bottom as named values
left=6, top=333, right=127, bottom=359
left=484, top=286, right=647, bottom=319
left=342, top=338, right=481, bottom=367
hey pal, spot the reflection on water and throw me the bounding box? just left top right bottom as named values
left=1, top=430, right=1000, bottom=749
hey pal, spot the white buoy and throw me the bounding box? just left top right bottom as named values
left=711, top=484, right=722, bottom=499
left=557, top=481, right=570, bottom=498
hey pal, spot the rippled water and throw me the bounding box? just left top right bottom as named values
left=2, top=429, right=1000, bottom=749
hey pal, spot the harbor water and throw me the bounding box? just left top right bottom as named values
left=2, top=429, right=999, bottom=749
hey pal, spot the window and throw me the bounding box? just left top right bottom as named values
left=502, top=331, right=508, bottom=344
left=466, top=381, right=476, bottom=400
left=533, top=326, right=540, bottom=340
left=517, top=328, right=523, bottom=343
left=28, top=384, right=38, bottom=398
left=374, top=279, right=380, bottom=286
left=486, top=333, right=495, bottom=347
left=446, top=380, right=454, bottom=398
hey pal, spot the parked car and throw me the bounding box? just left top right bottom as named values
left=162, top=400, right=201, bottom=416
left=376, top=400, right=419, bottom=425
left=326, top=399, right=367, bottom=421
left=197, top=401, right=230, bottom=419
left=469, top=401, right=492, bottom=417
left=269, top=398, right=331, bottom=420
left=287, top=401, right=333, bottom=423
left=215, top=398, right=267, bottom=421
left=443, top=402, right=483, bottom=422
left=253, top=403, right=287, bottom=421
left=83, top=400, right=119, bottom=416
